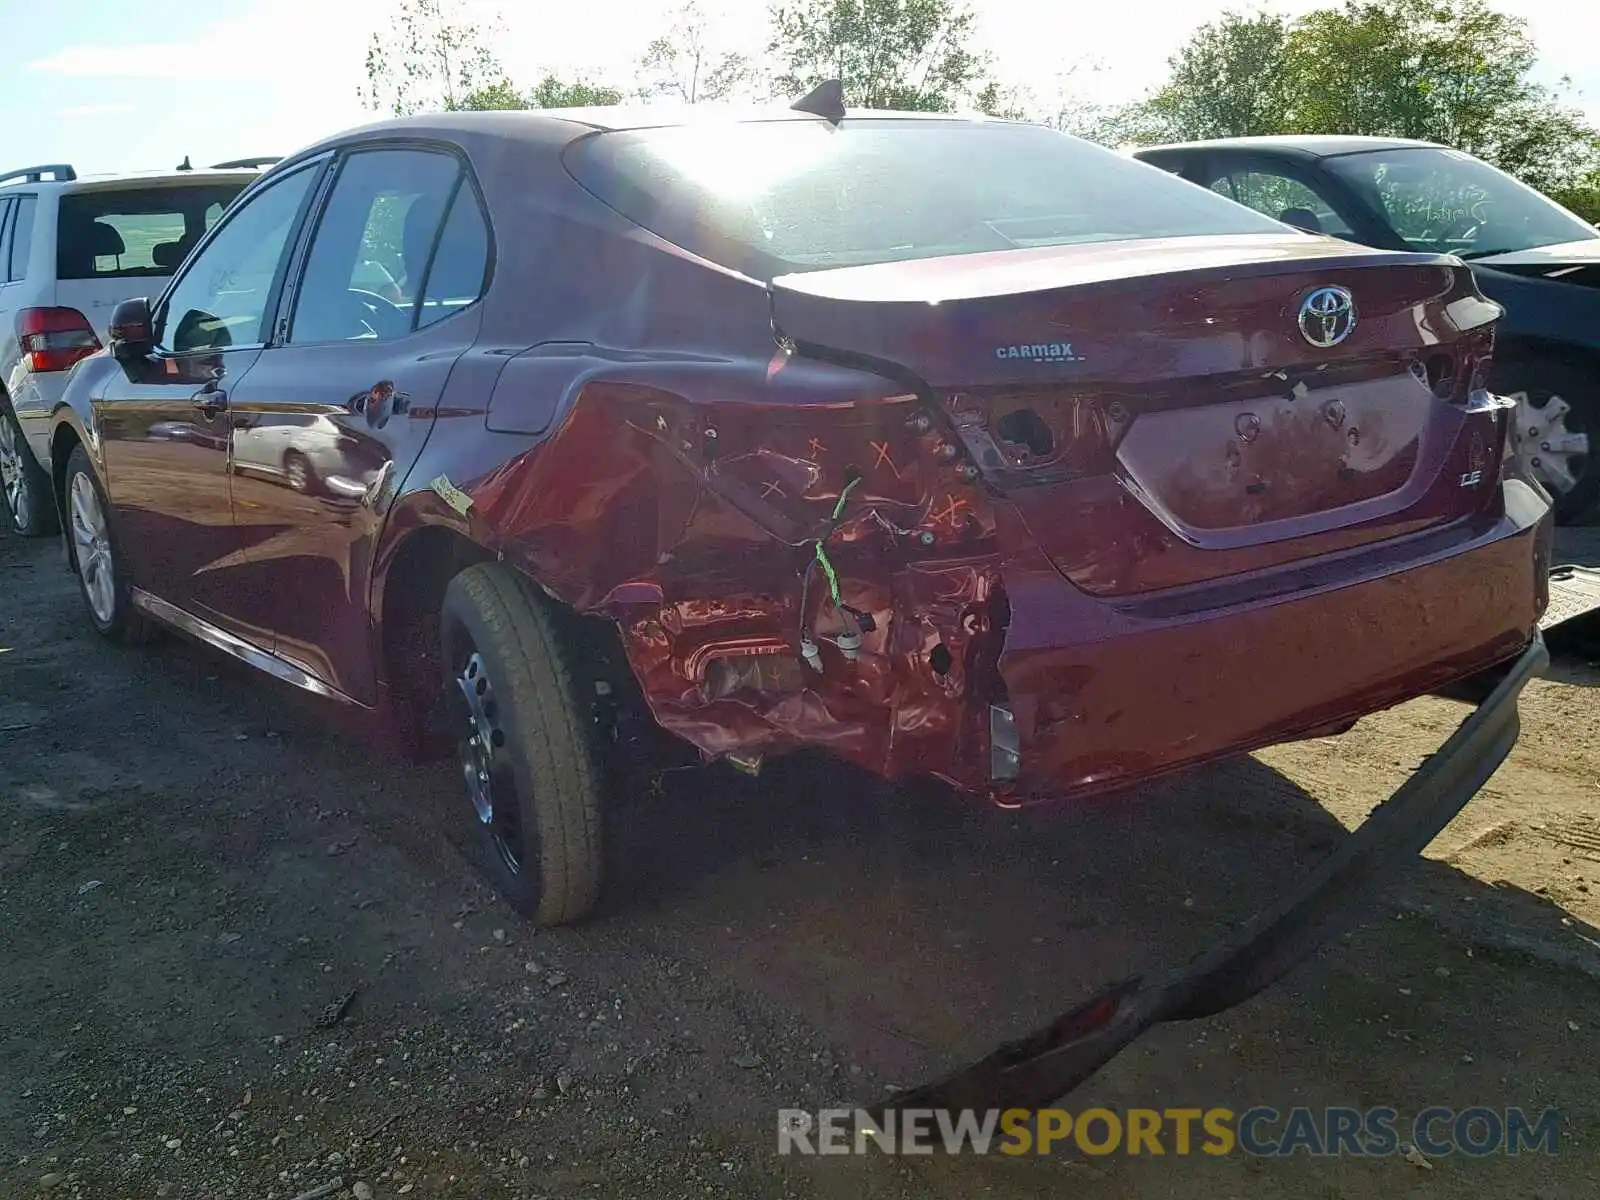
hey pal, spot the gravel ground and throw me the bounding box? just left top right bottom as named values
left=2, top=526, right=1599, bottom=1200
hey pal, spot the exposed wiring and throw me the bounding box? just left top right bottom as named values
left=813, top=473, right=862, bottom=607
left=831, top=474, right=862, bottom=522
left=799, top=474, right=864, bottom=662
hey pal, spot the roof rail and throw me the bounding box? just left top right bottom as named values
left=210, top=156, right=281, bottom=170
left=0, top=163, right=78, bottom=186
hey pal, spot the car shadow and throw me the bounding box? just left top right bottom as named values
left=595, top=737, right=1600, bottom=1085
left=81, top=582, right=1600, bottom=1108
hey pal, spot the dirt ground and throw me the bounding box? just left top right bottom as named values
left=2, top=526, right=1598, bottom=1200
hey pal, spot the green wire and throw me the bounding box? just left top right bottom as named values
left=814, top=475, right=862, bottom=607
left=814, top=540, right=842, bottom=606
left=831, top=475, right=861, bottom=521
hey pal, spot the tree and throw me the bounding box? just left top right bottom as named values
left=767, top=0, right=992, bottom=112
left=1549, top=172, right=1600, bottom=224
left=361, top=0, right=622, bottom=115
left=360, top=0, right=505, bottom=116
left=639, top=2, right=755, bottom=103
left=454, top=79, right=528, bottom=111
left=1139, top=11, right=1297, bottom=142
left=1286, top=0, right=1597, bottom=191
left=1121, top=0, right=1600, bottom=198
left=972, top=81, right=1028, bottom=121
left=1004, top=58, right=1143, bottom=144
left=529, top=76, right=625, bottom=108
left=453, top=75, right=624, bottom=111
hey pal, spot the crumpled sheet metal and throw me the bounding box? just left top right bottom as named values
left=467, top=376, right=1009, bottom=792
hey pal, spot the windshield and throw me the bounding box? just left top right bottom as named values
left=1324, top=146, right=1598, bottom=259
left=564, top=118, right=1288, bottom=279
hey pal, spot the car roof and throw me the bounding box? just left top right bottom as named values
left=275, top=104, right=1001, bottom=166
left=1134, top=134, right=1445, bottom=159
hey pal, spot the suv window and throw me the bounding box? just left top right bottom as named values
left=564, top=119, right=1285, bottom=279
left=289, top=149, right=468, bottom=344
left=8, top=196, right=36, bottom=281
left=159, top=166, right=321, bottom=354
left=1209, top=169, right=1355, bottom=238
left=0, top=199, right=13, bottom=278
left=56, top=184, right=249, bottom=280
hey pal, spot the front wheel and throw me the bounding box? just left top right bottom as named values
left=1495, top=360, right=1598, bottom=524
left=284, top=450, right=314, bottom=494
left=439, top=564, right=605, bottom=926
left=63, top=446, right=151, bottom=643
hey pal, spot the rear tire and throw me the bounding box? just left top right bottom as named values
left=0, top=400, right=58, bottom=538
left=439, top=563, right=605, bottom=926
left=63, top=446, right=153, bottom=645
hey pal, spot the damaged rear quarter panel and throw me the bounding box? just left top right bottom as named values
left=459, top=360, right=1008, bottom=788
left=378, top=213, right=1012, bottom=791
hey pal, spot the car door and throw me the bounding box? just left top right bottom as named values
left=91, top=158, right=327, bottom=635
left=1199, top=155, right=1367, bottom=243
left=224, top=145, right=489, bottom=704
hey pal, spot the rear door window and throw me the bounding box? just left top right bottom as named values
left=8, top=196, right=37, bottom=281
left=1208, top=168, right=1356, bottom=238
left=288, top=148, right=474, bottom=344
left=417, top=183, right=489, bottom=330
left=56, top=183, right=250, bottom=280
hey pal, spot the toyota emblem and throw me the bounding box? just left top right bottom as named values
left=1297, top=286, right=1357, bottom=349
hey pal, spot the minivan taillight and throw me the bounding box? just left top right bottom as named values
left=18, top=307, right=101, bottom=373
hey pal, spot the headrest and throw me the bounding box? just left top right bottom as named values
left=1278, top=207, right=1323, bottom=235
left=88, top=221, right=126, bottom=258
left=151, top=241, right=185, bottom=270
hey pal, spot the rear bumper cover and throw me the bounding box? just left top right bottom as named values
left=881, top=624, right=1548, bottom=1114
left=993, top=478, right=1551, bottom=800
left=3, top=365, right=68, bottom=466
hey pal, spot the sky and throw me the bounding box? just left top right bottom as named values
left=3, top=0, right=1598, bottom=177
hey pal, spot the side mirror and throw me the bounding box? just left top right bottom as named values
left=109, top=297, right=154, bottom=360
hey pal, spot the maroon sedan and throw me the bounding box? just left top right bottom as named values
left=50, top=97, right=1547, bottom=962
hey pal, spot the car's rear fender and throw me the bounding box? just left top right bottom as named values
left=376, top=347, right=1014, bottom=784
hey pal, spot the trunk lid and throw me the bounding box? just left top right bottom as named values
left=769, top=233, right=1504, bottom=595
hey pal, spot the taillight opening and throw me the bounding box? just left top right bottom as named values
left=18, top=307, right=101, bottom=373
left=942, top=389, right=1119, bottom=486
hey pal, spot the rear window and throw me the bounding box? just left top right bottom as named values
left=563, top=119, right=1286, bottom=279
left=55, top=184, right=247, bottom=280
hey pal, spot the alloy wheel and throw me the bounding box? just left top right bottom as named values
left=69, top=473, right=117, bottom=624
left=0, top=414, right=27, bottom=530
left=454, top=647, right=526, bottom=877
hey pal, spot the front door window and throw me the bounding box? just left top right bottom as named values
left=157, top=165, right=320, bottom=354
